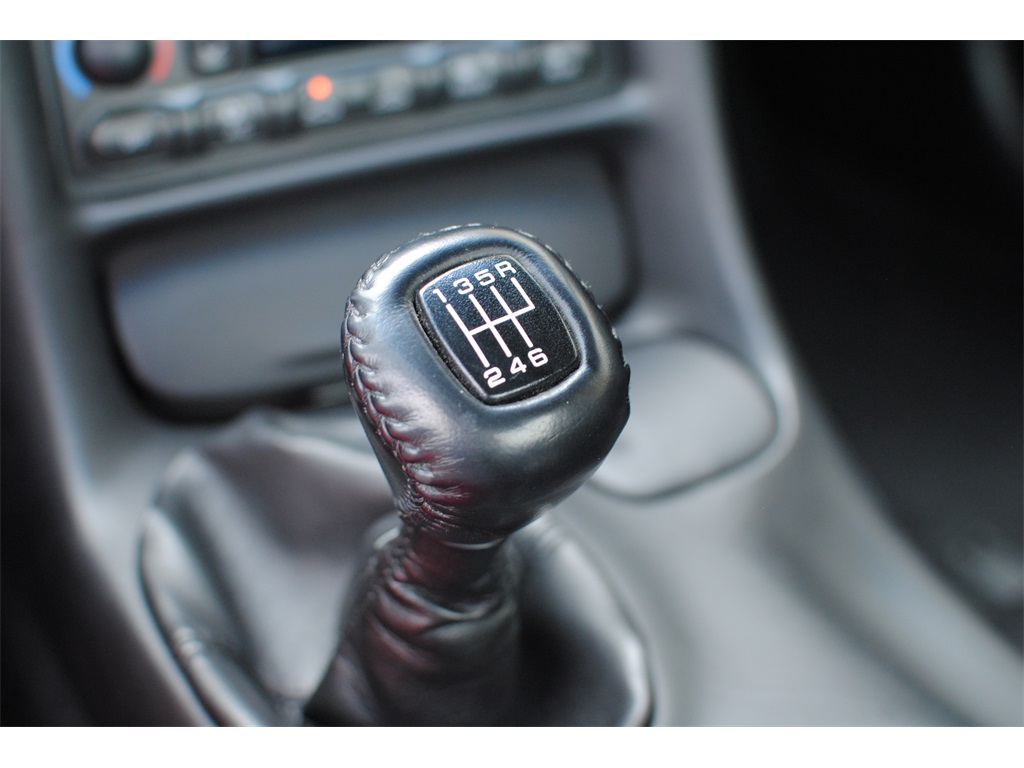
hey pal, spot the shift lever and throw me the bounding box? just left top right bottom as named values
left=306, top=225, right=630, bottom=725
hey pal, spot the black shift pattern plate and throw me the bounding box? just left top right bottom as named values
left=416, top=256, right=579, bottom=404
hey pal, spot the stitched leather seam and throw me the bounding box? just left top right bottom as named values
left=342, top=245, right=455, bottom=529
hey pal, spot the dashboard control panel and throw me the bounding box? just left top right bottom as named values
left=38, top=41, right=621, bottom=186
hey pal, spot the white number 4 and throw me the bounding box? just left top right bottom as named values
left=511, top=349, right=548, bottom=375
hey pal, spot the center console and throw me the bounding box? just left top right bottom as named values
left=3, top=41, right=1019, bottom=726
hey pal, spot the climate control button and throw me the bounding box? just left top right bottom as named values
left=75, top=41, right=152, bottom=85
left=87, top=109, right=177, bottom=160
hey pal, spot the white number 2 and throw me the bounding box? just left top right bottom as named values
left=484, top=367, right=506, bottom=389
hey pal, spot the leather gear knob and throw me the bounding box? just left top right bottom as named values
left=342, top=224, right=630, bottom=545
left=306, top=224, right=633, bottom=725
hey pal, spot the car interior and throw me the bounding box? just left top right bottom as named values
left=1, top=40, right=1021, bottom=727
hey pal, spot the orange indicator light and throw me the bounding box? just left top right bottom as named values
left=306, top=74, right=333, bottom=102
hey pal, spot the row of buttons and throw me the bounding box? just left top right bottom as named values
left=86, top=42, right=596, bottom=163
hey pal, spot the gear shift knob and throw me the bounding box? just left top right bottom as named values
left=307, top=225, right=630, bottom=724
left=345, top=225, right=629, bottom=542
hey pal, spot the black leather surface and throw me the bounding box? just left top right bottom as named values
left=140, top=411, right=391, bottom=725
left=140, top=410, right=651, bottom=725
